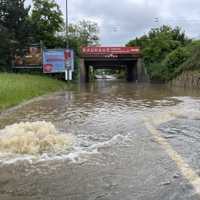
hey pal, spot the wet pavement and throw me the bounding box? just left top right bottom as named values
left=0, top=81, right=200, bottom=199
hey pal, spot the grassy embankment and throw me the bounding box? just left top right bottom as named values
left=140, top=41, right=200, bottom=82
left=169, top=44, right=200, bottom=88
left=0, top=73, right=70, bottom=111
left=177, top=44, right=200, bottom=73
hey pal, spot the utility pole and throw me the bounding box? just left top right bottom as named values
left=66, top=0, right=69, bottom=49
left=65, top=0, right=72, bottom=80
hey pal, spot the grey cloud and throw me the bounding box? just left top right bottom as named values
left=69, top=0, right=163, bottom=45
left=26, top=0, right=200, bottom=45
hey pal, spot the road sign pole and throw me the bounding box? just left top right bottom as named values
left=65, top=0, right=69, bottom=81
left=69, top=70, right=72, bottom=80
left=65, top=70, right=68, bottom=80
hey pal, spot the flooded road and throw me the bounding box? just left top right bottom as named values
left=1, top=81, right=200, bottom=200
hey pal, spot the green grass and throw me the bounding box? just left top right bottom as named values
left=0, top=73, right=70, bottom=111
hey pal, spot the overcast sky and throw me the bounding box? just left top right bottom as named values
left=25, top=0, right=200, bottom=46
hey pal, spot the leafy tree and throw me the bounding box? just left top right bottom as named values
left=176, top=41, right=200, bottom=73
left=127, top=25, right=191, bottom=81
left=151, top=46, right=191, bottom=81
left=0, top=0, right=30, bottom=70
left=0, top=0, right=30, bottom=45
left=0, top=25, right=12, bottom=71
left=0, top=0, right=100, bottom=77
left=30, top=0, right=64, bottom=47
left=68, top=20, right=100, bottom=55
left=67, top=20, right=99, bottom=80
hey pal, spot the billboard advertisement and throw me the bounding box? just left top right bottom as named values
left=14, top=47, right=42, bottom=67
left=43, top=49, right=74, bottom=73
left=43, top=49, right=65, bottom=73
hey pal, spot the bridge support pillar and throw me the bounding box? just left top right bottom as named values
left=137, top=58, right=143, bottom=82
left=80, top=59, right=85, bottom=83
left=80, top=59, right=89, bottom=83
left=137, top=58, right=149, bottom=82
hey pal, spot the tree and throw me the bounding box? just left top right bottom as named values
left=0, top=0, right=30, bottom=70
left=0, top=25, right=12, bottom=71
left=0, top=0, right=30, bottom=45
left=31, top=0, right=64, bottom=47
left=68, top=20, right=100, bottom=55
left=127, top=25, right=191, bottom=81
left=67, top=20, right=100, bottom=80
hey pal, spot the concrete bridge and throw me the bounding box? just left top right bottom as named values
left=80, top=46, right=146, bottom=83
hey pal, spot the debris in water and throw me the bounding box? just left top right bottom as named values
left=160, top=181, right=171, bottom=186
left=0, top=121, right=73, bottom=155
left=173, top=174, right=180, bottom=179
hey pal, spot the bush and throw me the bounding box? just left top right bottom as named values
left=145, top=41, right=200, bottom=82
left=127, top=25, right=192, bottom=82
left=177, top=44, right=200, bottom=73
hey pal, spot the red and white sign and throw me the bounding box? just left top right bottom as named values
left=82, top=47, right=140, bottom=55
left=43, top=64, right=53, bottom=73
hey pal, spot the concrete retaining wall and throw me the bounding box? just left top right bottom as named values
left=170, top=70, right=200, bottom=89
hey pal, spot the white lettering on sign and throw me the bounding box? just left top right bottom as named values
left=82, top=47, right=140, bottom=54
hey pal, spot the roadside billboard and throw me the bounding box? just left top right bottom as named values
left=43, top=49, right=74, bottom=73
left=43, top=49, right=65, bottom=73
left=13, top=46, right=42, bottom=67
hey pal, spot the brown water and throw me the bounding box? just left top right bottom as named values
left=0, top=81, right=200, bottom=200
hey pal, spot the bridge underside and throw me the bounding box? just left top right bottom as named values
left=80, top=57, right=143, bottom=83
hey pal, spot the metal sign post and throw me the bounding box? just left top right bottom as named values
left=64, top=49, right=73, bottom=81
left=65, top=0, right=70, bottom=81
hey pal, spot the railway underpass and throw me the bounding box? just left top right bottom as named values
left=80, top=47, right=146, bottom=83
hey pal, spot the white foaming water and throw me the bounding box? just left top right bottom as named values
left=59, top=133, right=133, bottom=163
left=0, top=121, right=73, bottom=155
left=0, top=121, right=133, bottom=165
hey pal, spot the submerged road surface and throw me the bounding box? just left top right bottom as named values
left=0, top=81, right=200, bottom=200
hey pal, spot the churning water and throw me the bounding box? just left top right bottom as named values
left=0, top=81, right=200, bottom=200
left=0, top=121, right=73, bottom=155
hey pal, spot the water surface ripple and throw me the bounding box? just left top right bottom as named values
left=0, top=81, right=200, bottom=200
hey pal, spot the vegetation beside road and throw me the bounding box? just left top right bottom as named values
left=0, top=0, right=99, bottom=79
left=127, top=26, right=200, bottom=82
left=1, top=0, right=200, bottom=86
left=0, top=73, right=70, bottom=111
left=178, top=44, right=200, bottom=72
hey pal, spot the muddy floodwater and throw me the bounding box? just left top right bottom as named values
left=1, top=81, right=200, bottom=200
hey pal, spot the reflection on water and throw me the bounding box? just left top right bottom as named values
left=0, top=81, right=200, bottom=162
left=0, top=81, right=200, bottom=200
left=1, top=82, right=195, bottom=129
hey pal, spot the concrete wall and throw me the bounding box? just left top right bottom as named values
left=170, top=70, right=200, bottom=88
left=80, top=59, right=89, bottom=83
left=137, top=58, right=149, bottom=82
